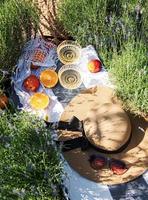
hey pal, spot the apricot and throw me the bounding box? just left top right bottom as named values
left=88, top=59, right=102, bottom=73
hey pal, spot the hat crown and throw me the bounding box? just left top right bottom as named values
left=83, top=103, right=131, bottom=151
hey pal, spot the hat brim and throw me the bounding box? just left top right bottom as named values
left=58, top=86, right=148, bottom=185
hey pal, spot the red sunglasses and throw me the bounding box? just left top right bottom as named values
left=89, top=154, right=129, bottom=175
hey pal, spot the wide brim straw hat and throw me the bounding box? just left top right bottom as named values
left=57, top=86, right=148, bottom=185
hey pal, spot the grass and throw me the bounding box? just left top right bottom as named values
left=0, top=0, right=39, bottom=77
left=0, top=2, right=65, bottom=199
left=58, top=0, right=141, bottom=51
left=0, top=111, right=64, bottom=200
left=58, top=0, right=148, bottom=115
left=109, top=42, right=148, bottom=115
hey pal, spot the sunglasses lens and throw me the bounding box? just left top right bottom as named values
left=110, top=159, right=128, bottom=175
left=89, top=155, right=106, bottom=170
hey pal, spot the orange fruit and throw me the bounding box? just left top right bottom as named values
left=40, top=69, right=58, bottom=88
left=29, top=93, right=50, bottom=110
left=23, top=75, right=40, bottom=92
left=0, top=94, right=9, bottom=109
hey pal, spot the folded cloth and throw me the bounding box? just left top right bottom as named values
left=20, top=36, right=58, bottom=67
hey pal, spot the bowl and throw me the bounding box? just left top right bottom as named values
left=58, top=65, right=83, bottom=90
left=57, top=40, right=81, bottom=64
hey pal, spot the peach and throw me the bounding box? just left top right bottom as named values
left=88, top=59, right=102, bottom=73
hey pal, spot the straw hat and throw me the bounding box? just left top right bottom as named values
left=57, top=86, right=148, bottom=185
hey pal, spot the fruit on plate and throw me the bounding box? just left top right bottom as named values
left=29, top=93, right=50, bottom=110
left=0, top=93, right=9, bottom=109
left=40, top=69, right=58, bottom=88
left=30, top=63, right=39, bottom=70
left=87, top=59, right=102, bottom=73
left=23, top=75, right=40, bottom=92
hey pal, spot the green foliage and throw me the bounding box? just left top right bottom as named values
left=58, top=0, right=145, bottom=51
left=0, top=111, right=63, bottom=200
left=0, top=0, right=39, bottom=72
left=109, top=42, right=148, bottom=114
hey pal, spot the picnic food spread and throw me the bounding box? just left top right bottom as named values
left=19, top=39, right=87, bottom=114
left=13, top=37, right=148, bottom=185
left=19, top=39, right=104, bottom=115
